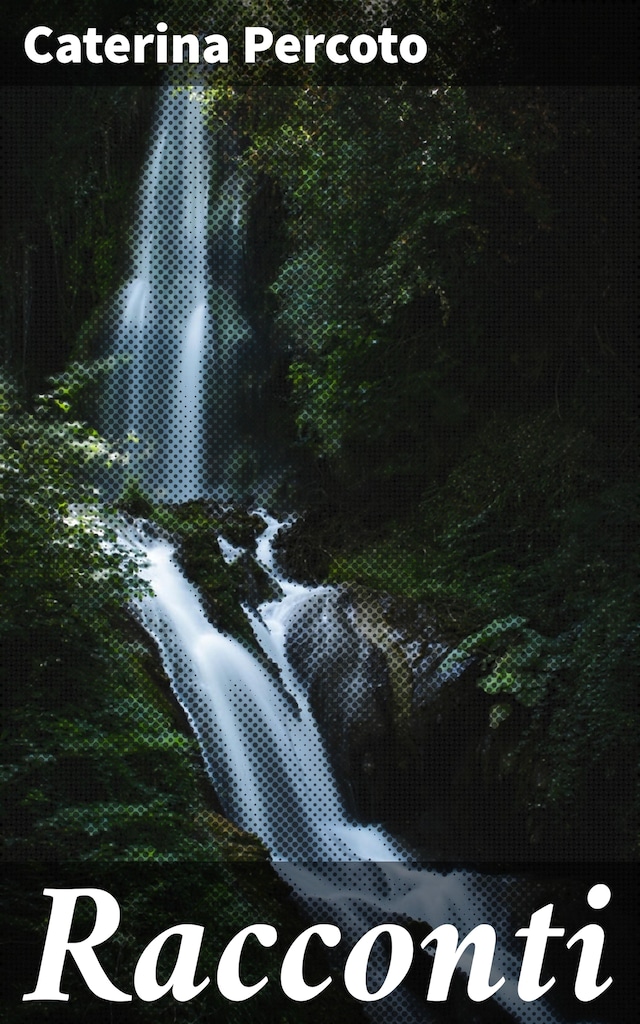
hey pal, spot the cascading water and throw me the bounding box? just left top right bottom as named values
left=104, top=88, right=601, bottom=1024
left=103, top=87, right=212, bottom=502
left=102, top=86, right=258, bottom=502
left=124, top=514, right=594, bottom=1024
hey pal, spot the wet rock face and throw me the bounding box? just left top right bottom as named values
left=284, top=588, right=394, bottom=819
left=283, top=583, right=512, bottom=857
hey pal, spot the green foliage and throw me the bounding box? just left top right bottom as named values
left=199, top=86, right=634, bottom=520
left=329, top=414, right=639, bottom=856
left=2, top=43, right=636, bottom=873
left=437, top=616, right=561, bottom=708
left=0, top=378, right=364, bottom=1020
left=0, top=370, right=141, bottom=640
left=1, top=370, right=226, bottom=861
left=201, top=85, right=557, bottom=492
left=0, top=345, right=366, bottom=1016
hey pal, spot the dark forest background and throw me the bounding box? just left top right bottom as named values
left=0, top=4, right=638, bottom=1021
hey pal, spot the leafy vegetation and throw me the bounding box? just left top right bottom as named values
left=1, top=370, right=237, bottom=860
left=1, top=21, right=636, bottom=875
left=327, top=415, right=639, bottom=857
left=0, top=371, right=368, bottom=1021
left=197, top=82, right=637, bottom=857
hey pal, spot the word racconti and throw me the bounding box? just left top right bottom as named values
left=23, top=885, right=612, bottom=1005
left=24, top=25, right=428, bottom=65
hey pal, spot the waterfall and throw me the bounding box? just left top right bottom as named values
left=103, top=89, right=600, bottom=1023
left=102, top=86, right=258, bottom=502
left=121, top=514, right=593, bottom=1024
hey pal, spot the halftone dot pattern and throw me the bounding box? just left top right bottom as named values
left=93, top=89, right=528, bottom=1019
left=100, top=86, right=268, bottom=504
left=6, top=82, right=625, bottom=1024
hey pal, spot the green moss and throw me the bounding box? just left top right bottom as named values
left=146, top=501, right=276, bottom=649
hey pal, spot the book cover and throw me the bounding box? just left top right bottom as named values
left=1, top=3, right=637, bottom=1021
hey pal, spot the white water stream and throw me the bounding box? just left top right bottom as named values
left=118, top=514, right=586, bottom=1024
left=103, top=88, right=213, bottom=502
left=102, top=87, right=601, bottom=1023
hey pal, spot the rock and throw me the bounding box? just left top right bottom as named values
left=284, top=587, right=393, bottom=819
